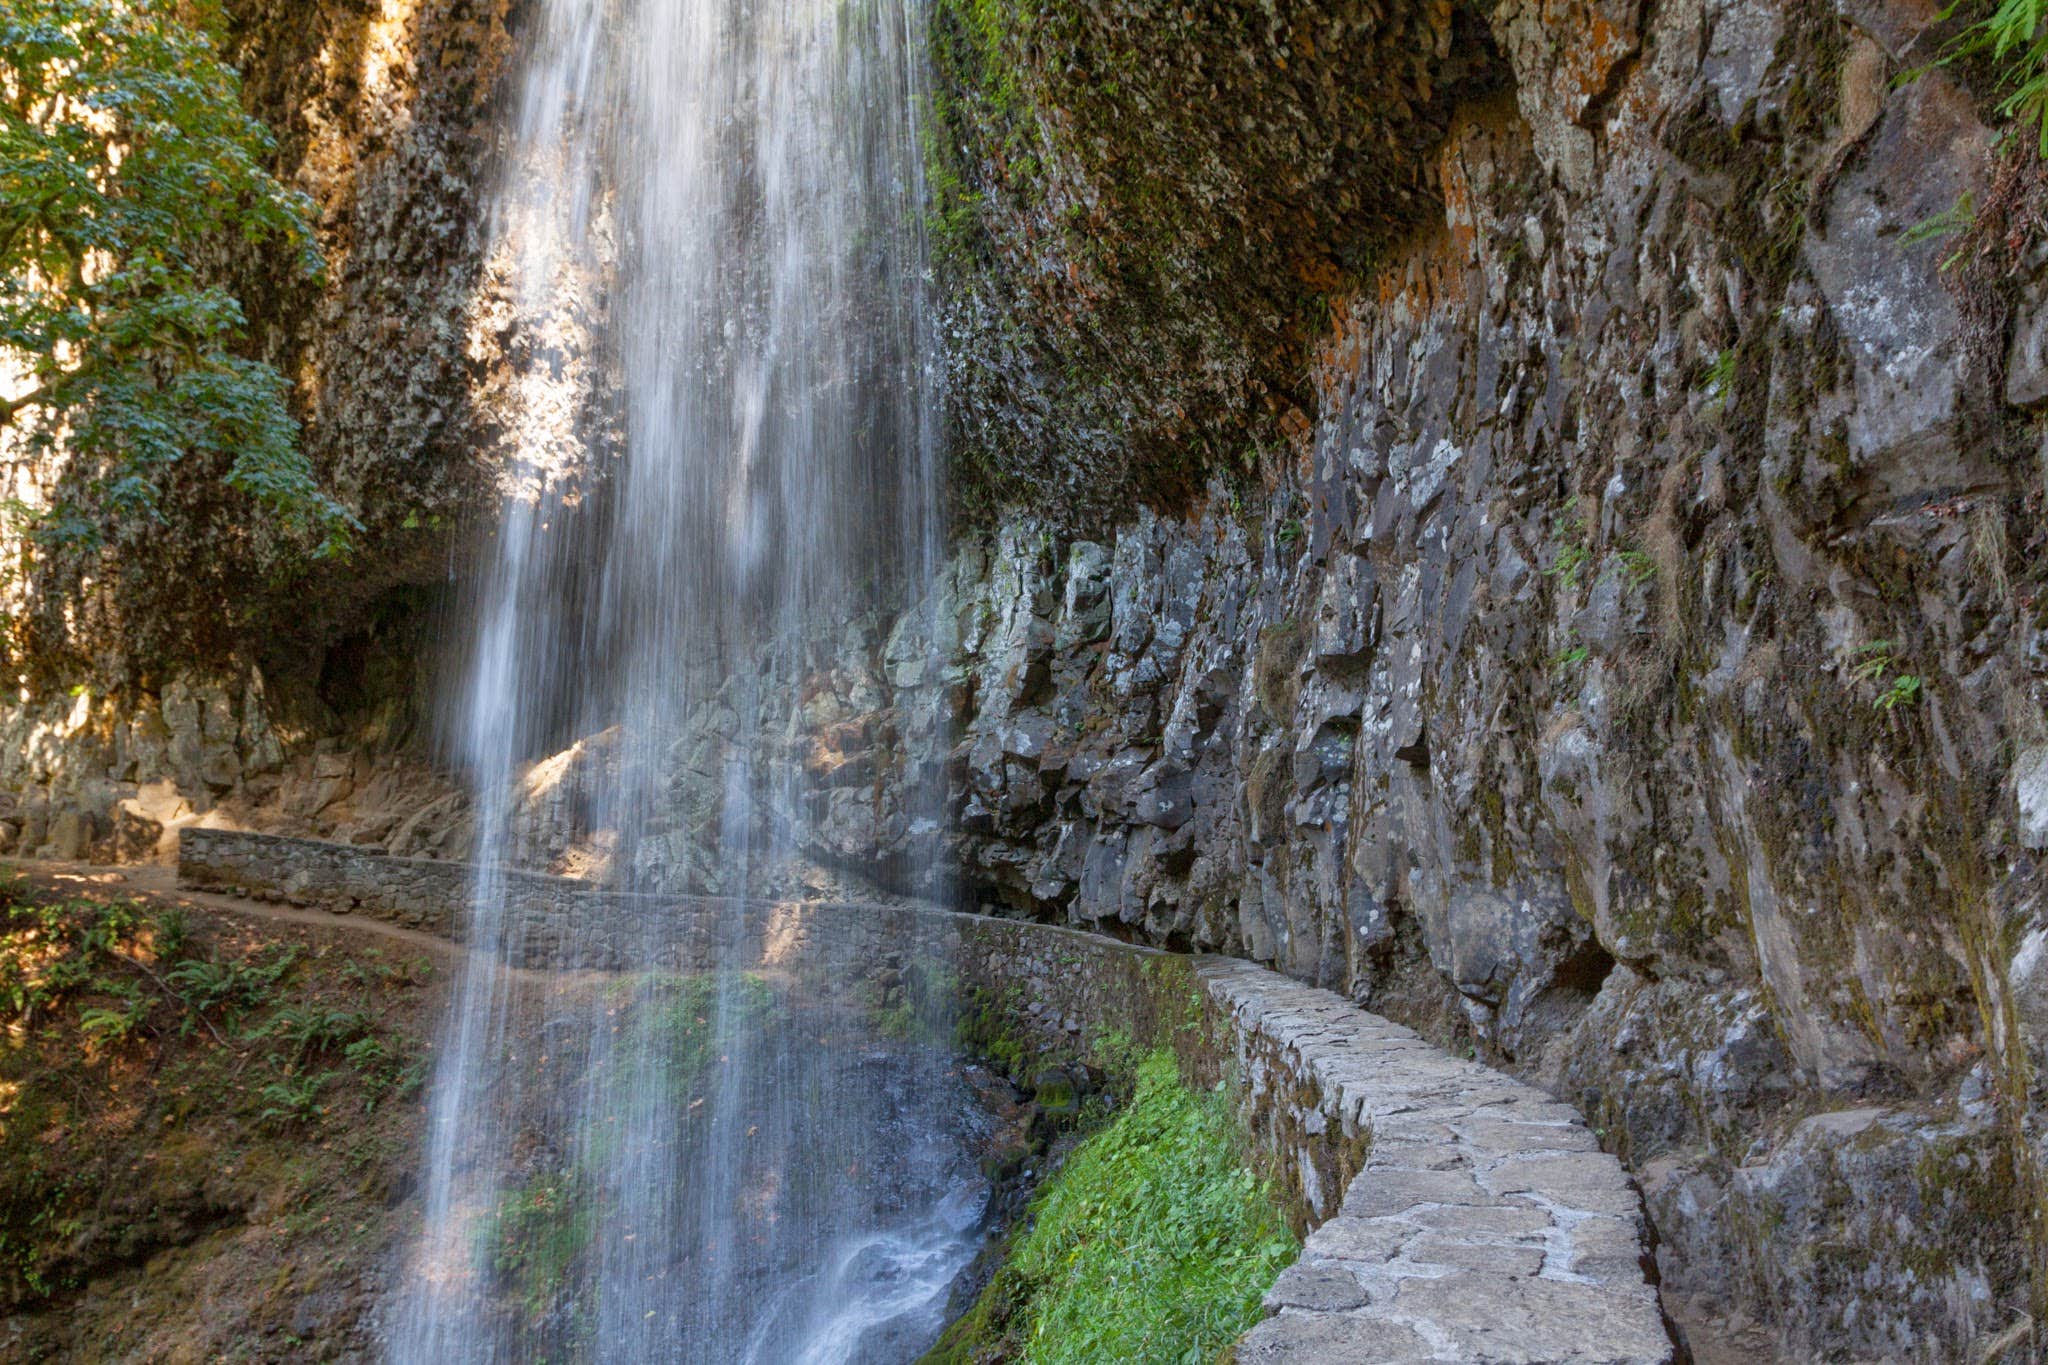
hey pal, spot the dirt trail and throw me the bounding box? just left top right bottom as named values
left=10, top=856, right=463, bottom=959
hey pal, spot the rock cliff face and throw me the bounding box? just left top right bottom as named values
left=0, top=0, right=523, bottom=862
left=926, top=0, right=1507, bottom=518
left=210, top=0, right=521, bottom=648
left=3, top=0, right=2046, bottom=1358
left=817, top=0, right=2048, bottom=1354
left=1, top=0, right=529, bottom=719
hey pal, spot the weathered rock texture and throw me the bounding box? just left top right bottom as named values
left=797, top=1, right=2048, bottom=1357
left=928, top=0, right=1507, bottom=516
left=0, top=666, right=470, bottom=868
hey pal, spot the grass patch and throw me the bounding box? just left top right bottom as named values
left=648, top=969, right=778, bottom=1099
left=925, top=1050, right=1295, bottom=1364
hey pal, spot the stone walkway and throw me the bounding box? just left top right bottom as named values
left=1204, top=960, right=1674, bottom=1364
left=164, top=828, right=1676, bottom=1361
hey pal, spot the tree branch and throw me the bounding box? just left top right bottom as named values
left=0, top=356, right=106, bottom=423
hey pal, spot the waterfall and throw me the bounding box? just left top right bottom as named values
left=390, top=0, right=968, bottom=1356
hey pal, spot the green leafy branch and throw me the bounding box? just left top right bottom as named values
left=1552, top=637, right=1591, bottom=675
left=1616, top=548, right=1657, bottom=587
left=1, top=0, right=356, bottom=555
left=1902, top=191, right=1980, bottom=272
left=255, top=1070, right=340, bottom=1132
left=1941, top=0, right=2048, bottom=157
left=1849, top=640, right=1925, bottom=712
left=1545, top=500, right=1657, bottom=594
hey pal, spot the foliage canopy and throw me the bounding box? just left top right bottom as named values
left=0, top=0, right=352, bottom=555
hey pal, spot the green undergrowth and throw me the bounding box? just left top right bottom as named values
left=470, top=968, right=793, bottom=1338
left=1942, top=0, right=2048, bottom=156
left=648, top=969, right=778, bottom=1097
left=924, top=1050, right=1295, bottom=1364
left=0, top=865, right=432, bottom=1334
left=478, top=1169, right=593, bottom=1323
left=865, top=958, right=958, bottom=1044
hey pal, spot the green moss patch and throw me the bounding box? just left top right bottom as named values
left=925, top=1050, right=1295, bottom=1364
left=928, top=0, right=1511, bottom=520
left=477, top=1168, right=593, bottom=1322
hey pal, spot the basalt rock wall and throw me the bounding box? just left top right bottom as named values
left=797, top=0, right=2048, bottom=1357
left=0, top=0, right=533, bottom=865
left=3, top=0, right=542, bottom=686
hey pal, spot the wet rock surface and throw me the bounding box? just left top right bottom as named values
left=928, top=0, right=1509, bottom=518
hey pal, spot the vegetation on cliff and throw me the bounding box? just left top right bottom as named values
left=927, top=0, right=1505, bottom=521
left=0, top=0, right=352, bottom=574
left=0, top=0, right=516, bottom=692
left=924, top=1050, right=1294, bottom=1364
left=1947, top=0, right=2048, bottom=153
left=0, top=869, right=433, bottom=1358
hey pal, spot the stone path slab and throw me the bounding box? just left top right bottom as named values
left=1201, top=960, right=1674, bottom=1364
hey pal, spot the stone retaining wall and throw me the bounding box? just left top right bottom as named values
left=1208, top=960, right=1671, bottom=1363
left=178, top=826, right=886, bottom=970
left=176, top=828, right=1674, bottom=1362
left=181, top=826, right=537, bottom=937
